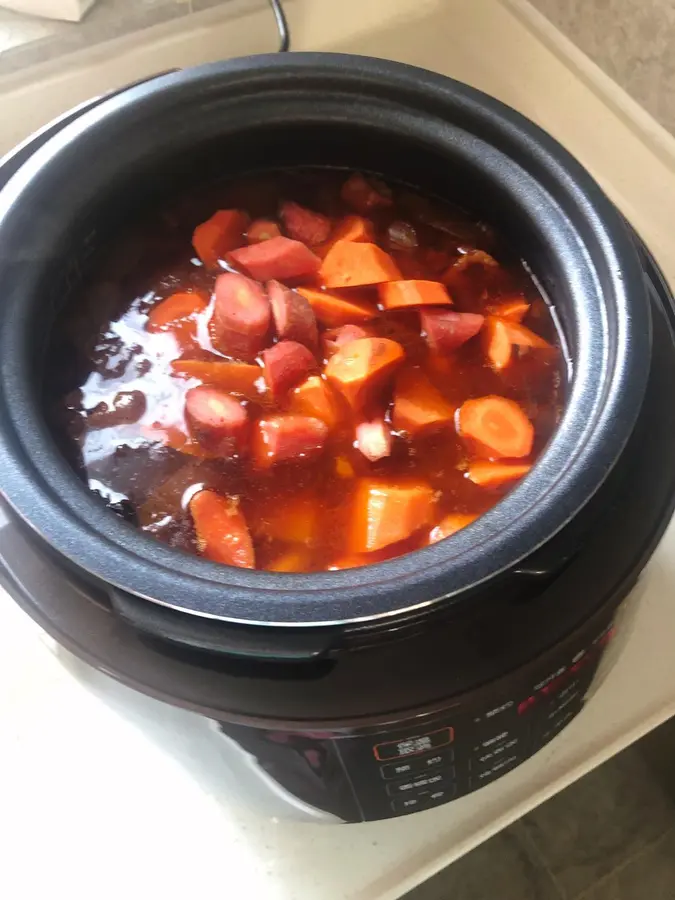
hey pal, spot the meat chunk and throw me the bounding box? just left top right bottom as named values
left=212, top=272, right=271, bottom=361
left=267, top=280, right=318, bottom=350
left=253, top=415, right=328, bottom=468
left=262, top=340, right=317, bottom=400
left=341, top=173, right=393, bottom=214
left=280, top=201, right=332, bottom=245
left=421, top=309, right=484, bottom=353
left=185, top=386, right=248, bottom=457
left=228, top=236, right=321, bottom=282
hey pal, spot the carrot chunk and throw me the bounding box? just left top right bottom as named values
left=189, top=490, right=255, bottom=568
left=280, top=201, right=332, bottom=245
left=325, top=337, right=405, bottom=410
left=319, top=241, right=402, bottom=289
left=355, top=418, right=393, bottom=462
left=350, top=479, right=436, bottom=553
left=331, top=215, right=375, bottom=243
left=421, top=309, right=484, bottom=353
left=322, top=323, right=374, bottom=358
left=254, top=494, right=318, bottom=544
left=458, top=396, right=534, bottom=459
left=146, top=292, right=207, bottom=332
left=170, top=360, right=265, bottom=401
left=185, top=386, right=249, bottom=457
left=487, top=298, right=530, bottom=322
left=253, top=415, right=328, bottom=468
left=267, top=280, right=318, bottom=350
left=288, top=376, right=342, bottom=428
left=503, top=320, right=553, bottom=349
left=482, top=316, right=513, bottom=370
left=212, top=272, right=271, bottom=361
left=297, top=287, right=378, bottom=328
left=192, top=210, right=248, bottom=268
left=379, top=280, right=452, bottom=310
left=267, top=547, right=312, bottom=572
left=247, top=219, right=281, bottom=244
left=341, top=173, right=393, bottom=214
left=392, top=368, right=455, bottom=436
left=229, top=236, right=321, bottom=282
left=466, top=461, right=532, bottom=487
left=262, top=340, right=317, bottom=400
left=429, top=513, right=478, bottom=543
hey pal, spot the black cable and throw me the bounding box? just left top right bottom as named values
left=268, top=0, right=291, bottom=52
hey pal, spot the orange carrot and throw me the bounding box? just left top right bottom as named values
left=267, top=548, right=312, bottom=572
left=487, top=298, right=530, bottom=322
left=146, top=292, right=207, bottom=332
left=379, top=280, right=452, bottom=310
left=253, top=494, right=318, bottom=545
left=429, top=513, right=478, bottom=543
left=170, top=360, right=266, bottom=402
left=192, top=209, right=248, bottom=268
left=482, top=316, right=513, bottom=370
left=458, top=396, right=534, bottom=459
left=189, top=490, right=255, bottom=568
left=350, top=479, right=436, bottom=553
left=319, top=240, right=402, bottom=289
left=392, top=368, right=455, bottom=436
left=325, top=337, right=405, bottom=410
left=296, top=287, right=378, bottom=327
left=332, top=215, right=375, bottom=243
left=466, top=461, right=532, bottom=487
left=503, top=320, right=553, bottom=349
left=247, top=219, right=282, bottom=244
left=288, top=376, right=342, bottom=428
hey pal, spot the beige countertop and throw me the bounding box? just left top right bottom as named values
left=2, top=2, right=675, bottom=898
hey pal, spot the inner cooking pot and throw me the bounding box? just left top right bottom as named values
left=0, top=54, right=650, bottom=627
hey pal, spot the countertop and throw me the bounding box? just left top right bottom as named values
left=2, top=1, right=675, bottom=898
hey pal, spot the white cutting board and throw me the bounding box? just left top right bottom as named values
left=0, top=0, right=97, bottom=22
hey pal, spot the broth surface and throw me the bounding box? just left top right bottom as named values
left=47, top=170, right=564, bottom=572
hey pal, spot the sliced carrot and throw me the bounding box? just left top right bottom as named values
left=297, top=287, right=378, bottom=328
left=185, top=386, right=249, bottom=457
left=379, top=279, right=452, bottom=310
left=288, top=376, right=342, bottom=429
left=429, top=513, right=478, bottom=543
left=325, top=337, right=405, bottom=410
left=350, top=479, right=436, bottom=553
left=146, top=292, right=207, bottom=332
left=503, top=320, right=553, bottom=349
left=458, top=396, right=534, bottom=459
left=319, top=241, right=402, bottom=289
left=192, top=209, right=248, bottom=268
left=482, top=316, right=513, bottom=370
left=466, top=461, right=532, bottom=487
left=170, top=360, right=266, bottom=402
left=392, top=368, right=455, bottom=436
left=331, top=215, right=375, bottom=243
left=254, top=494, right=318, bottom=544
left=267, top=547, right=312, bottom=572
left=189, top=490, right=255, bottom=568
left=487, top=298, right=530, bottom=322
left=335, top=455, right=355, bottom=478
left=252, top=415, right=328, bottom=468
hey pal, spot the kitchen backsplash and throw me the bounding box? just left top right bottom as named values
left=531, top=0, right=675, bottom=136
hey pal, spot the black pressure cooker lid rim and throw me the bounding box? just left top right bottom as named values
left=0, top=54, right=651, bottom=626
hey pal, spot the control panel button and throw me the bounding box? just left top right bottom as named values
left=390, top=784, right=457, bottom=815
left=373, top=727, right=453, bottom=761
left=469, top=753, right=519, bottom=789
left=471, top=735, right=520, bottom=768
left=391, top=796, right=425, bottom=814
left=379, top=748, right=453, bottom=780
left=386, top=770, right=452, bottom=797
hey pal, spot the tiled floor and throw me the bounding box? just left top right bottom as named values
left=406, top=715, right=675, bottom=900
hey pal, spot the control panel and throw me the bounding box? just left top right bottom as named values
left=218, top=619, right=616, bottom=822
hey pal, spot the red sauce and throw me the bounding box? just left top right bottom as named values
left=47, top=170, right=565, bottom=572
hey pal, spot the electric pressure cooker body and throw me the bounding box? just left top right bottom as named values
left=0, top=55, right=673, bottom=822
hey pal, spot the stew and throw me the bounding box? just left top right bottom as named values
left=48, top=170, right=564, bottom=572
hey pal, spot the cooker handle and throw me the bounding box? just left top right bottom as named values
left=109, top=588, right=337, bottom=663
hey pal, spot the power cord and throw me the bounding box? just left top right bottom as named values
left=267, top=0, right=291, bottom=52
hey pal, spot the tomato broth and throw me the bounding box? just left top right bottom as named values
left=47, top=170, right=565, bottom=572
